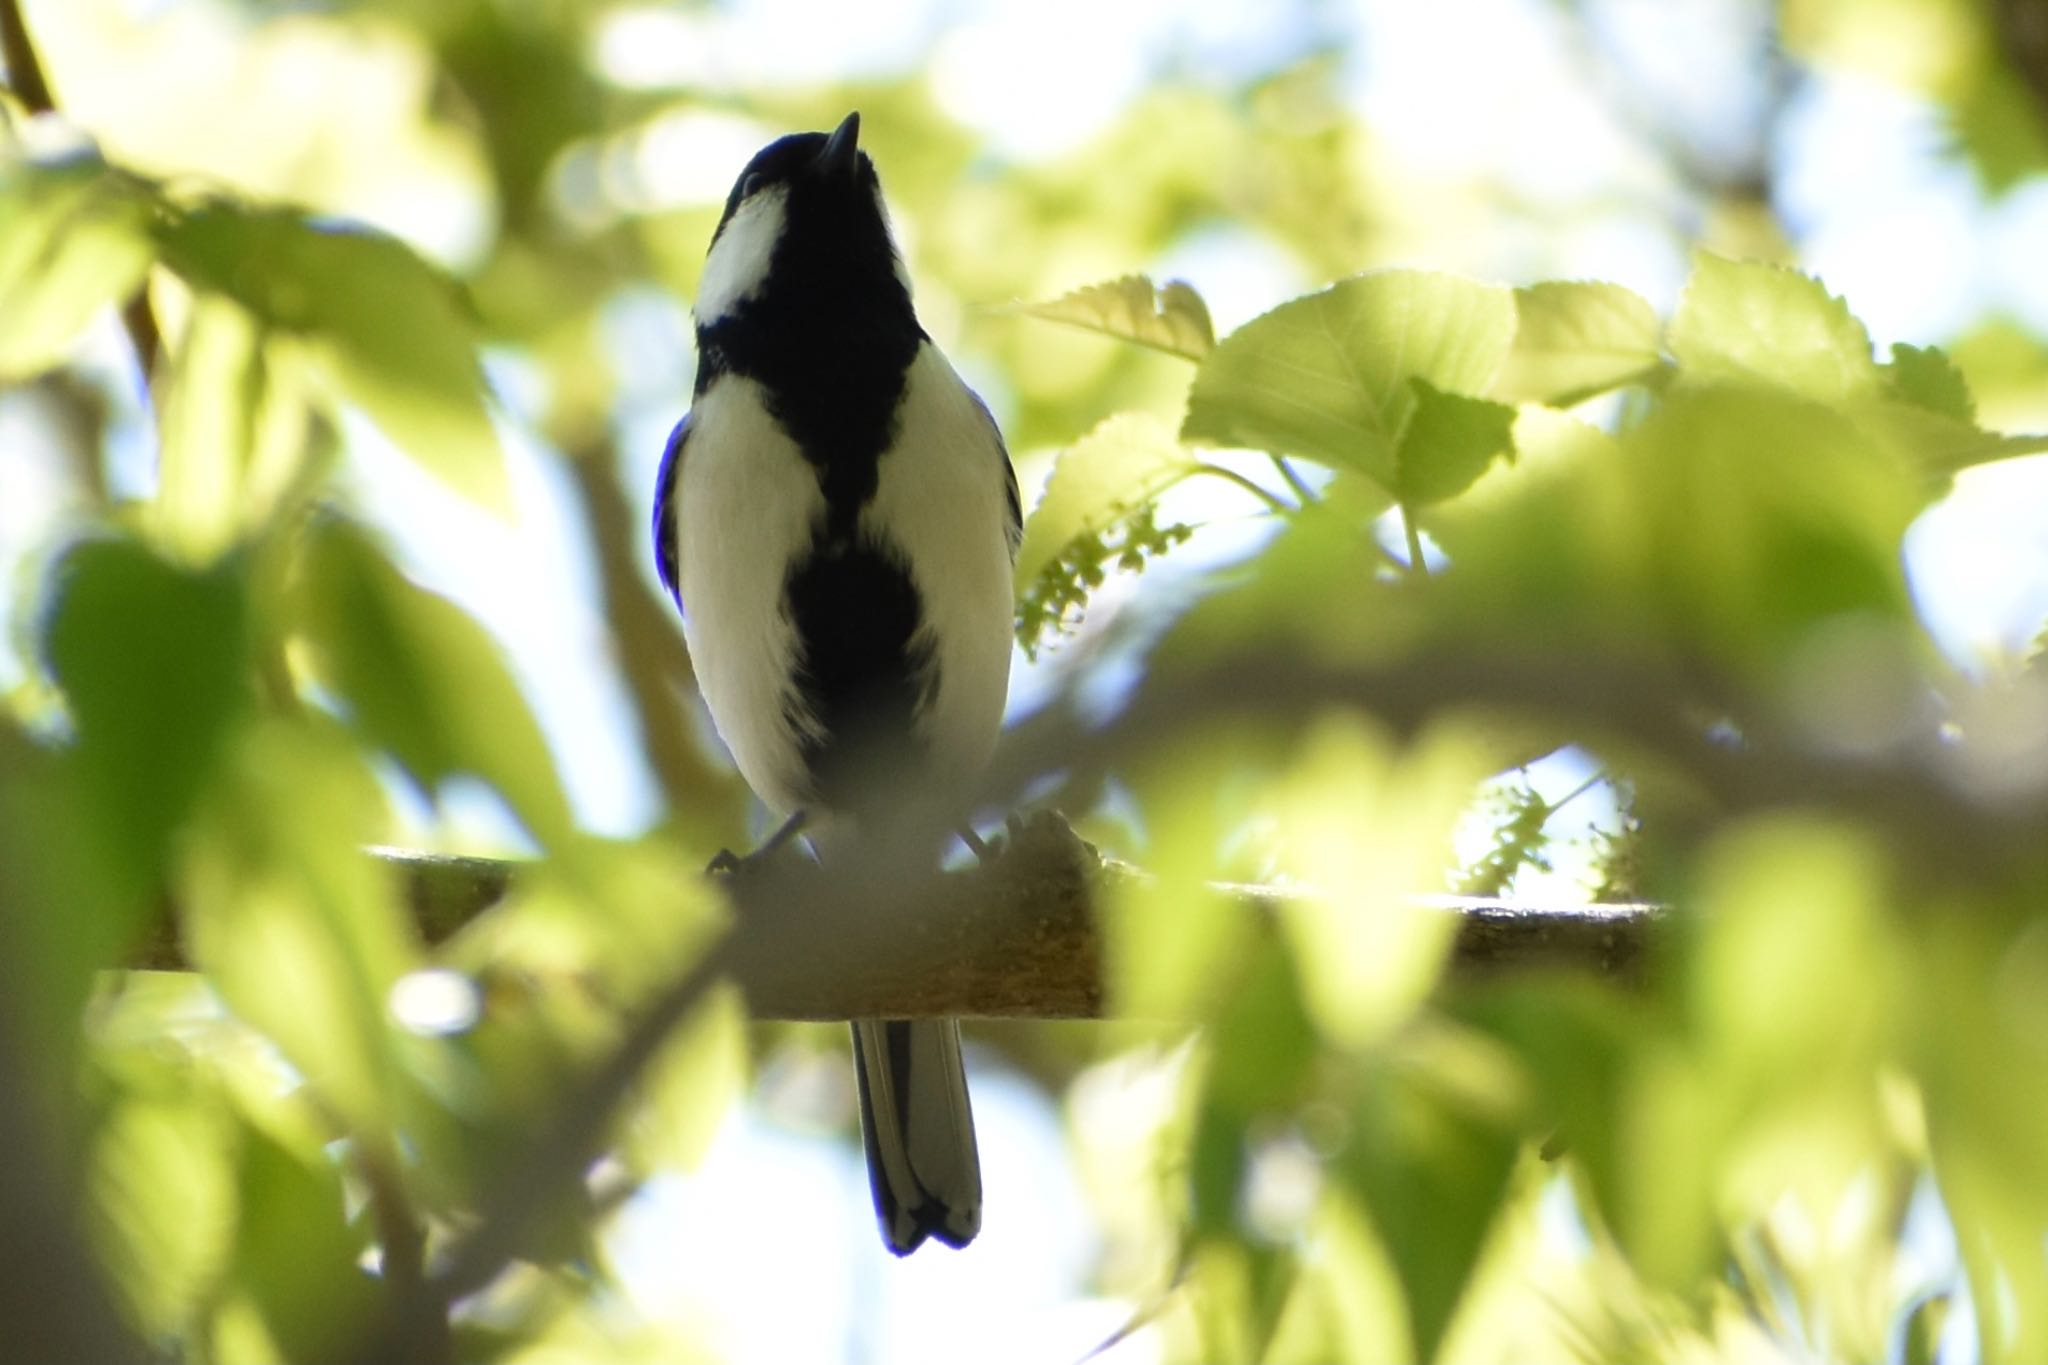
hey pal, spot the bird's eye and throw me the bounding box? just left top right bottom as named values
left=739, top=172, right=764, bottom=199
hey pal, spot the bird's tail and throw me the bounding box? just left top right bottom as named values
left=850, top=1018, right=981, bottom=1254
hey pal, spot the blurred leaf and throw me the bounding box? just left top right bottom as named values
left=1014, top=274, right=1215, bottom=360
left=43, top=536, right=251, bottom=910
left=156, top=203, right=508, bottom=509
left=1394, top=380, right=1516, bottom=508
left=1014, top=412, right=1199, bottom=653
left=0, top=153, right=156, bottom=379
left=1187, top=1237, right=1298, bottom=1365
left=1492, top=280, right=1664, bottom=407
left=1952, top=65, right=2048, bottom=193
left=1206, top=941, right=1321, bottom=1119
left=181, top=720, right=418, bottom=1132
left=1265, top=717, right=1491, bottom=1049
left=1340, top=1058, right=1521, bottom=1363
left=1108, top=736, right=1271, bottom=1022
left=624, top=985, right=748, bottom=1174
left=218, top=1124, right=378, bottom=1364
left=155, top=297, right=317, bottom=563
left=1455, top=981, right=1639, bottom=1239
left=1441, top=385, right=1924, bottom=676
left=1921, top=918, right=2048, bottom=1363
left=1669, top=254, right=1880, bottom=403
left=1184, top=270, right=1516, bottom=491
left=84, top=1061, right=239, bottom=1340
left=1886, top=343, right=1975, bottom=421
left=295, top=519, right=572, bottom=845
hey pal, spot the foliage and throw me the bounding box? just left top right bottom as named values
left=6, top=2, right=2048, bottom=1364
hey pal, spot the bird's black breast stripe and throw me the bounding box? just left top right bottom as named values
left=782, top=534, right=935, bottom=812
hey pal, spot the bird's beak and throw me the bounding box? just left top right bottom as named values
left=819, top=111, right=861, bottom=180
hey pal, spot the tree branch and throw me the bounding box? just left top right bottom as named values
left=129, top=812, right=1663, bottom=1012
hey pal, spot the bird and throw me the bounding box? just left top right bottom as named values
left=651, top=112, right=1020, bottom=1255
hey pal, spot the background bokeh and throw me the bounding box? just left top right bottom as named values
left=7, top=1, right=2048, bottom=1362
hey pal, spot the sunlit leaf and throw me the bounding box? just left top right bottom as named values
left=1107, top=735, right=1271, bottom=1021
left=156, top=203, right=508, bottom=508
left=155, top=296, right=318, bottom=562
left=1394, top=380, right=1516, bottom=507
left=1013, top=274, right=1215, bottom=360
left=0, top=153, right=156, bottom=379
left=1183, top=269, right=1516, bottom=490
left=294, top=519, right=573, bottom=845
left=1013, top=412, right=1199, bottom=653
left=1492, top=280, right=1664, bottom=406
left=1264, top=717, right=1491, bottom=1048
left=180, top=720, right=418, bottom=1131
left=1669, top=254, right=1880, bottom=403
left=84, top=1065, right=238, bottom=1339
left=1886, top=343, right=1975, bottom=421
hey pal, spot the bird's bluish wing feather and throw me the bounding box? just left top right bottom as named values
left=652, top=414, right=690, bottom=607
left=968, top=390, right=1022, bottom=556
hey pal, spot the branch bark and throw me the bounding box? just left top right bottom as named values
left=130, top=811, right=1664, bottom=1013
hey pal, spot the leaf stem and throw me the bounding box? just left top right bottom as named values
left=1401, top=503, right=1428, bottom=576
left=1267, top=453, right=1319, bottom=504
left=1196, top=462, right=1296, bottom=515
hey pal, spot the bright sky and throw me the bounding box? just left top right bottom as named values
left=6, top=0, right=2046, bottom=1359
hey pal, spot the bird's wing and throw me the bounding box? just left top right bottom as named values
left=652, top=413, right=691, bottom=608
left=968, top=390, right=1022, bottom=559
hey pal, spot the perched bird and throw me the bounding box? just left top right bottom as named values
left=652, top=112, right=1020, bottom=1254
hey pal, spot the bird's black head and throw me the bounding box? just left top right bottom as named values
left=694, top=111, right=912, bottom=333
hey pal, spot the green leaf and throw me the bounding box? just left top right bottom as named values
left=155, top=297, right=319, bottom=562
left=1340, top=1060, right=1521, bottom=1363
left=1492, top=280, right=1664, bottom=406
left=156, top=203, right=508, bottom=509
left=1013, top=274, right=1215, bottom=360
left=1015, top=412, right=1199, bottom=593
left=296, top=519, right=573, bottom=845
left=84, top=1068, right=239, bottom=1338
left=624, top=985, right=748, bottom=1173
left=1183, top=269, right=1516, bottom=490
left=1394, top=380, right=1516, bottom=507
left=1014, top=412, right=1199, bottom=655
left=219, top=1125, right=378, bottom=1363
left=43, top=536, right=251, bottom=908
left=1668, top=253, right=1880, bottom=403
left=1885, top=343, right=1975, bottom=421
left=180, top=720, right=419, bottom=1132
left=0, top=154, right=156, bottom=379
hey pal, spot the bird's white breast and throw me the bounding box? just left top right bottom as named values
left=672, top=373, right=825, bottom=813
left=673, top=344, right=1015, bottom=818
left=865, top=343, right=1016, bottom=790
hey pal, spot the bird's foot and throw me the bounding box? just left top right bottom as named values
left=706, top=809, right=810, bottom=876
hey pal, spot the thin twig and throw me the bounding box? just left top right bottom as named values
left=0, top=0, right=54, bottom=114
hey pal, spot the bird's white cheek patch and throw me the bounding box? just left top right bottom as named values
left=694, top=187, right=787, bottom=325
